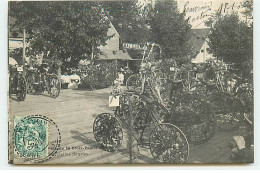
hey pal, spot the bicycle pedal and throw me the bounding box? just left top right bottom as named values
left=138, top=142, right=150, bottom=148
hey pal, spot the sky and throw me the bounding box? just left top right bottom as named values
left=177, top=0, right=251, bottom=28
left=138, top=0, right=251, bottom=28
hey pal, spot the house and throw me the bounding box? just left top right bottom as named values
left=190, top=28, right=216, bottom=64
left=8, top=17, right=28, bottom=51
left=98, top=21, right=133, bottom=66
left=8, top=16, right=31, bottom=65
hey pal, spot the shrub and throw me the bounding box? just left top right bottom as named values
left=79, top=61, right=117, bottom=90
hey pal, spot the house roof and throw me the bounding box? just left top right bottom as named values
left=97, top=50, right=133, bottom=61
left=190, top=28, right=210, bottom=56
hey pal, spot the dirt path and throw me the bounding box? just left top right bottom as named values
left=9, top=88, right=247, bottom=164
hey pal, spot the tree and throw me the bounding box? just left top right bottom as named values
left=9, top=1, right=111, bottom=67
left=241, top=0, right=253, bottom=23
left=149, top=0, right=192, bottom=64
left=207, top=13, right=253, bottom=76
left=101, top=1, right=150, bottom=44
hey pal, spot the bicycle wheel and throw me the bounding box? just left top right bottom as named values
left=48, top=74, right=60, bottom=98
left=237, top=86, right=253, bottom=126
left=174, top=94, right=216, bottom=144
left=133, top=107, right=152, bottom=131
left=93, top=113, right=123, bottom=152
left=208, top=92, right=243, bottom=131
left=149, top=123, right=189, bottom=163
left=236, top=83, right=253, bottom=113
left=26, top=73, right=36, bottom=94
left=160, top=83, right=184, bottom=106
left=17, top=76, right=27, bottom=101
left=126, top=74, right=142, bottom=92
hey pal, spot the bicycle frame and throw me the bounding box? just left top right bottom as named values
left=115, top=92, right=171, bottom=146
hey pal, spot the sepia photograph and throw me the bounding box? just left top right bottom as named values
left=7, top=0, right=253, bottom=164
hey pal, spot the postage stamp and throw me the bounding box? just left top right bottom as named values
left=14, top=115, right=48, bottom=159
left=13, top=115, right=61, bottom=163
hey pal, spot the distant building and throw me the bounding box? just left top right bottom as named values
left=8, top=17, right=28, bottom=51
left=190, top=28, right=215, bottom=63
left=8, top=16, right=31, bottom=65
left=98, top=22, right=133, bottom=62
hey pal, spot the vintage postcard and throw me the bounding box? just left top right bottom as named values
left=8, top=0, right=253, bottom=164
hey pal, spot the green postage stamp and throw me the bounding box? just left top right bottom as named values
left=14, top=115, right=49, bottom=159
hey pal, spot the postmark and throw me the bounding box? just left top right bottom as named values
left=13, top=115, right=61, bottom=163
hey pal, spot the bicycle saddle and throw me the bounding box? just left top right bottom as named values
left=166, top=79, right=183, bottom=84
left=172, top=80, right=183, bottom=84
left=206, top=82, right=215, bottom=86
left=140, top=94, right=158, bottom=104
left=198, top=79, right=215, bottom=86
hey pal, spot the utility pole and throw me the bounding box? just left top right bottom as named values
left=91, top=45, right=94, bottom=60
left=128, top=94, right=133, bottom=163
left=22, top=28, right=26, bottom=76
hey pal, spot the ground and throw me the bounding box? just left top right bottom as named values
left=9, top=88, right=250, bottom=164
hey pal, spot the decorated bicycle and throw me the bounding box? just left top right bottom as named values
left=26, top=59, right=61, bottom=98
left=9, top=57, right=27, bottom=101
left=126, top=44, right=216, bottom=145
left=190, top=61, right=252, bottom=131
left=93, top=43, right=190, bottom=163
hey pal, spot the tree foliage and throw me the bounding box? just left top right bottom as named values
left=207, top=13, right=253, bottom=76
left=9, top=1, right=194, bottom=70
left=101, top=1, right=150, bottom=44
left=9, top=1, right=111, bottom=67
left=149, top=0, right=192, bottom=63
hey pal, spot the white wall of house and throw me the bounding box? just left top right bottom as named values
left=99, top=23, right=120, bottom=52
left=192, top=38, right=215, bottom=63
left=9, top=38, right=29, bottom=50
